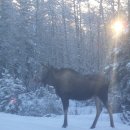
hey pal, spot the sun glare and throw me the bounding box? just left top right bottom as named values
left=111, top=20, right=124, bottom=36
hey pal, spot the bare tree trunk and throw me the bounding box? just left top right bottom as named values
left=62, top=0, right=67, bottom=44
left=73, top=0, right=81, bottom=70
left=111, top=0, right=115, bottom=14
left=128, top=0, right=130, bottom=38
left=98, top=0, right=107, bottom=70
left=61, top=0, right=68, bottom=67
left=87, top=0, right=94, bottom=71
left=73, top=0, right=79, bottom=40
left=78, top=1, right=82, bottom=43
left=118, top=0, right=121, bottom=13
left=36, top=0, right=39, bottom=40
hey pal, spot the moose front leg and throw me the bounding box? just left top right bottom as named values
left=61, top=98, right=69, bottom=128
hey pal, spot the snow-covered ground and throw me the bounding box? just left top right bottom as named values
left=0, top=112, right=130, bottom=130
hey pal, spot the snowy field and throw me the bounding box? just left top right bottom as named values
left=0, top=112, right=130, bottom=130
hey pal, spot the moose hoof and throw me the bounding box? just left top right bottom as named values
left=62, top=124, right=67, bottom=128
left=90, top=126, right=95, bottom=129
left=111, top=125, right=115, bottom=128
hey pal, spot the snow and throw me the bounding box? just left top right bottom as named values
left=112, top=48, right=121, bottom=55
left=104, top=65, right=110, bottom=70
left=0, top=112, right=130, bottom=130
left=104, top=63, right=118, bottom=71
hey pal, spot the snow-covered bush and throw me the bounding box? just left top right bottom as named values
left=18, top=87, right=62, bottom=116
left=120, top=77, right=130, bottom=125
left=0, top=69, right=62, bottom=116
left=105, top=41, right=130, bottom=124
left=0, top=69, right=25, bottom=113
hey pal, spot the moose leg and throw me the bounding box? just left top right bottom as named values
left=61, top=98, right=69, bottom=128
left=104, top=101, right=115, bottom=128
left=91, top=97, right=102, bottom=129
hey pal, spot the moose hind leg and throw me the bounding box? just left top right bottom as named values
left=91, top=97, right=102, bottom=129
left=104, top=101, right=115, bottom=128
left=61, top=98, right=69, bottom=128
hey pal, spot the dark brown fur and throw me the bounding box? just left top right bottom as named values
left=42, top=67, right=115, bottom=129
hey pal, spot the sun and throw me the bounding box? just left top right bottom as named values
left=111, top=20, right=124, bottom=36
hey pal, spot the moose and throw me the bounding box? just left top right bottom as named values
left=42, top=65, right=115, bottom=129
